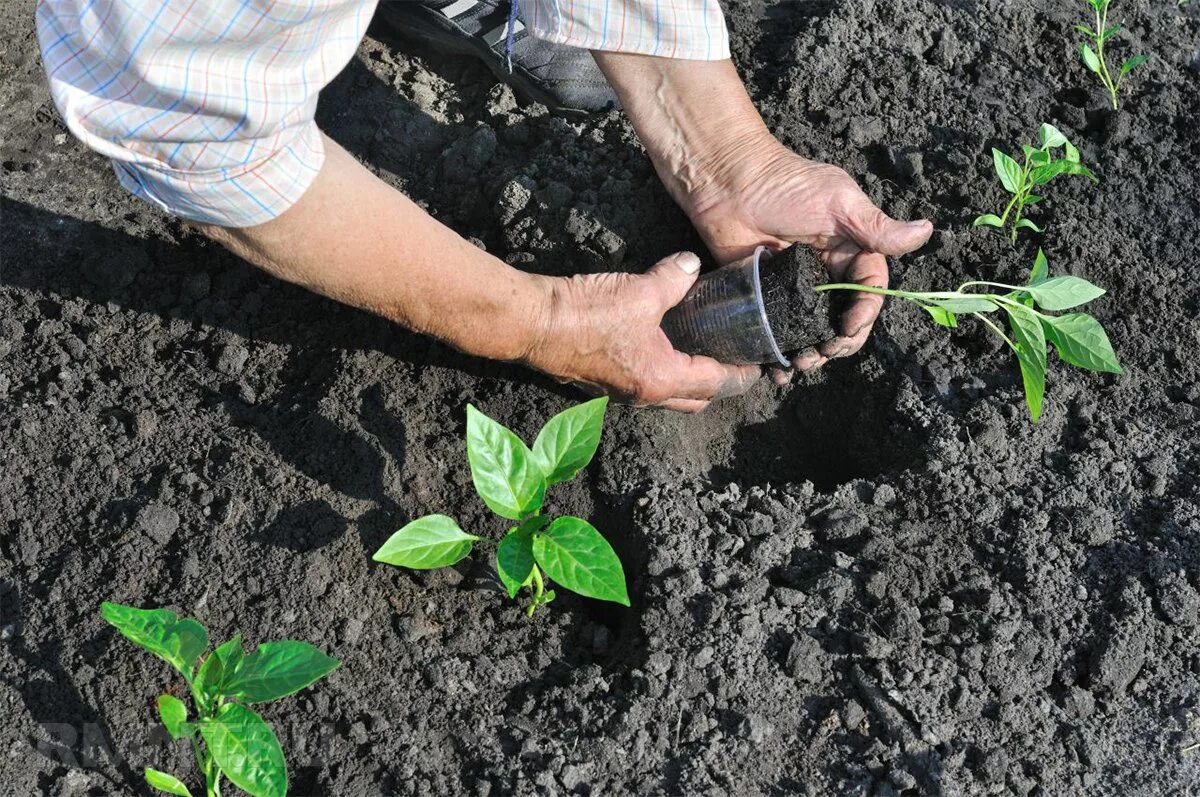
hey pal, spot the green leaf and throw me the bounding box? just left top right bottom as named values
left=145, top=768, right=193, bottom=797
left=1028, top=249, right=1050, bottom=285
left=156, top=694, right=191, bottom=740
left=928, top=297, right=998, bottom=313
left=531, top=397, right=608, bottom=485
left=1042, top=313, right=1122, bottom=373
left=496, top=525, right=537, bottom=599
left=1029, top=159, right=1096, bottom=186
left=1080, top=42, right=1102, bottom=74
left=1037, top=123, right=1068, bottom=149
left=1014, top=219, right=1042, bottom=233
left=466, top=405, right=546, bottom=520
left=992, top=148, right=1022, bottom=193
left=972, top=214, right=1004, bottom=229
left=224, top=641, right=340, bottom=704
left=1064, top=140, right=1080, bottom=163
left=1101, top=24, right=1120, bottom=41
left=1025, top=275, right=1106, bottom=310
left=922, top=305, right=957, bottom=328
left=1120, top=54, right=1148, bottom=76
left=1074, top=24, right=1096, bottom=37
left=1027, top=149, right=1051, bottom=167
left=200, top=703, right=287, bottom=797
left=1023, top=194, right=1044, bottom=205
left=532, top=517, right=629, bottom=607
left=373, top=514, right=479, bottom=570
left=1005, top=305, right=1048, bottom=422
left=100, top=603, right=209, bottom=678
left=196, top=635, right=245, bottom=701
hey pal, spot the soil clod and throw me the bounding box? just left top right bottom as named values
left=758, top=244, right=837, bottom=353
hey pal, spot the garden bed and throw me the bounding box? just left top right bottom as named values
left=2, top=0, right=1199, bottom=793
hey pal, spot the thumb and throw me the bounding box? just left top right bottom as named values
left=645, top=251, right=703, bottom=312
left=843, top=194, right=933, bottom=256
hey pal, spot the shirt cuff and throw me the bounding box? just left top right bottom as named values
left=111, top=122, right=325, bottom=228
left=523, top=0, right=731, bottom=61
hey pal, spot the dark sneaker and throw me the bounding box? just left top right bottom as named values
left=372, top=0, right=620, bottom=114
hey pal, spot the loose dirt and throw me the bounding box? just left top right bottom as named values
left=2, top=0, right=1198, bottom=794
left=759, top=244, right=835, bottom=354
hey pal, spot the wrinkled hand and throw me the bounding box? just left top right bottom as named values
left=686, top=139, right=933, bottom=382
left=526, top=252, right=761, bottom=413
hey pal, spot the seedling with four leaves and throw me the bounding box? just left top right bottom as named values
left=373, top=398, right=629, bottom=616
left=1076, top=0, right=1148, bottom=110
left=973, top=123, right=1097, bottom=243
left=814, top=249, right=1121, bottom=421
left=100, top=602, right=339, bottom=797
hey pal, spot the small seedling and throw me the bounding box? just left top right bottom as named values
left=373, top=398, right=629, bottom=616
left=100, top=602, right=339, bottom=797
left=973, top=123, right=1097, bottom=243
left=814, top=250, right=1121, bottom=421
left=1076, top=0, right=1148, bottom=109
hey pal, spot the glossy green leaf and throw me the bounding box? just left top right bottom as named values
left=1080, top=42, right=1102, bottom=74
left=1025, top=275, right=1106, bottom=310
left=1023, top=194, right=1044, bottom=205
left=992, top=148, right=1022, bottom=193
left=1101, top=24, right=1120, bottom=40
left=929, top=297, right=998, bottom=313
left=1074, top=24, right=1096, bottom=37
left=532, top=517, right=629, bottom=606
left=1006, top=305, right=1048, bottom=422
left=157, top=694, right=191, bottom=740
left=200, top=703, right=286, bottom=797
left=1027, top=149, right=1051, bottom=167
left=1029, top=159, right=1096, bottom=186
left=196, top=635, right=245, bottom=700
left=466, top=405, right=546, bottom=519
left=922, top=305, right=957, bottom=328
left=1042, top=313, right=1122, bottom=373
left=1028, top=249, right=1050, bottom=285
left=496, top=525, right=537, bottom=599
left=225, top=641, right=340, bottom=704
left=1014, top=218, right=1042, bottom=233
left=100, top=603, right=208, bottom=678
left=1037, top=123, right=1068, bottom=149
left=1120, top=54, right=1148, bottom=76
left=531, top=397, right=608, bottom=485
left=972, top=214, right=1004, bottom=229
left=373, top=514, right=479, bottom=570
left=145, top=768, right=193, bottom=797
left=1064, top=140, right=1080, bottom=163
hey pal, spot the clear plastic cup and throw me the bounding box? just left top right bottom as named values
left=660, top=246, right=789, bottom=366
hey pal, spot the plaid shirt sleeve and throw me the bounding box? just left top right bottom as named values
left=523, top=0, right=730, bottom=60
left=35, top=0, right=375, bottom=228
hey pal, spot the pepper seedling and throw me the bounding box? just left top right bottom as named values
left=814, top=249, right=1121, bottom=421
left=100, top=602, right=339, bottom=797
left=373, top=397, right=629, bottom=616
left=1076, top=0, right=1148, bottom=110
left=972, top=123, right=1097, bottom=242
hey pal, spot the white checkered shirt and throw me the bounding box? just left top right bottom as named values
left=36, top=0, right=730, bottom=227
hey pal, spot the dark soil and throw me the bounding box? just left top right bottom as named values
left=759, top=244, right=834, bottom=354
left=4, top=0, right=1200, bottom=795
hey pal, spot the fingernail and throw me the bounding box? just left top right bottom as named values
left=677, top=252, right=701, bottom=274
left=906, top=220, right=930, bottom=231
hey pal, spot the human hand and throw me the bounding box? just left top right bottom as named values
left=685, top=138, right=933, bottom=382
left=525, top=252, right=762, bottom=413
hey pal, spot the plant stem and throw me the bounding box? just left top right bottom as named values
left=527, top=567, right=546, bottom=618
left=1096, top=2, right=1119, bottom=109
left=973, top=312, right=1018, bottom=353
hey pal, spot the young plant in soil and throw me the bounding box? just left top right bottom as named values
left=814, top=249, right=1121, bottom=421
left=972, top=123, right=1097, bottom=242
left=100, top=602, right=339, bottom=797
left=1076, top=0, right=1148, bottom=110
left=373, top=398, right=629, bottom=616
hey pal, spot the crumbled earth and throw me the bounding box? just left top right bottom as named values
left=3, top=0, right=1199, bottom=795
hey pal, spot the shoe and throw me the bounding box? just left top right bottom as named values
left=372, top=0, right=620, bottom=114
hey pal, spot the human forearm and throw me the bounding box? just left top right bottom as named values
left=199, top=135, right=551, bottom=364
left=590, top=54, right=779, bottom=218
